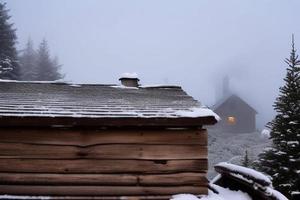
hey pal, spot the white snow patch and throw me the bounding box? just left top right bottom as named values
left=171, top=194, right=201, bottom=200
left=120, top=72, right=138, bottom=79
left=291, top=191, right=300, bottom=195
left=261, top=129, right=271, bottom=139
left=287, top=141, right=299, bottom=145
left=140, top=84, right=180, bottom=88
left=0, top=195, right=50, bottom=199
left=289, top=121, right=297, bottom=125
left=171, top=185, right=252, bottom=200
left=210, top=174, right=221, bottom=184
left=69, top=84, right=81, bottom=87
left=110, top=85, right=139, bottom=89
left=175, top=107, right=220, bottom=121
left=265, top=187, right=289, bottom=200
left=0, top=79, right=66, bottom=84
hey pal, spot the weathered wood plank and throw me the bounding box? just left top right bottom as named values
left=0, top=159, right=207, bottom=173
left=0, top=143, right=207, bottom=160
left=0, top=129, right=207, bottom=146
left=0, top=173, right=137, bottom=186
left=139, top=173, right=208, bottom=186
left=0, top=173, right=207, bottom=186
left=0, top=185, right=208, bottom=196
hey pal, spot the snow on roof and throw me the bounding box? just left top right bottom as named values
left=215, top=162, right=272, bottom=186
left=140, top=84, right=181, bottom=89
left=0, top=80, right=219, bottom=123
left=0, top=78, right=66, bottom=84
left=175, top=107, right=220, bottom=121
left=119, top=72, right=139, bottom=79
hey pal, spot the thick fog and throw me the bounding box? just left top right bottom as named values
left=6, top=0, right=300, bottom=128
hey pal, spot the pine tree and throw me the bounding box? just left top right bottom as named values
left=0, top=2, right=20, bottom=80
left=242, top=150, right=251, bottom=168
left=258, top=36, right=300, bottom=199
left=36, top=39, right=63, bottom=81
left=51, top=56, right=64, bottom=80
left=19, top=38, right=38, bottom=81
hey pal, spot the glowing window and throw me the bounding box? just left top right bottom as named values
left=227, top=116, right=236, bottom=125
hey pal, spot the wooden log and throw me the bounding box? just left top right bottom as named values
left=139, top=173, right=208, bottom=186
left=0, top=143, right=207, bottom=160
left=0, top=173, right=137, bottom=186
left=0, top=159, right=207, bottom=173
left=0, top=185, right=208, bottom=196
left=0, top=173, right=208, bottom=186
left=0, top=129, right=207, bottom=146
left=214, top=174, right=277, bottom=200
left=214, top=165, right=271, bottom=187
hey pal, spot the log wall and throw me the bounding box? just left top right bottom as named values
left=0, top=128, right=208, bottom=197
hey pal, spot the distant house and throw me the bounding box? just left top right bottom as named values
left=0, top=76, right=218, bottom=198
left=213, top=94, right=257, bottom=133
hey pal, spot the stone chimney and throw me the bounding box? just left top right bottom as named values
left=119, top=73, right=139, bottom=87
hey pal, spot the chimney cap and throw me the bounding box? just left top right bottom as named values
left=119, top=72, right=139, bottom=81
left=119, top=72, right=140, bottom=87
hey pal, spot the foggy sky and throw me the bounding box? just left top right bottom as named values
left=5, top=0, right=300, bottom=128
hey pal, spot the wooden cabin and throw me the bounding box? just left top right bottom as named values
left=0, top=78, right=218, bottom=199
left=212, top=94, right=257, bottom=133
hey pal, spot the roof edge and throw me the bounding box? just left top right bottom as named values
left=0, top=116, right=217, bottom=127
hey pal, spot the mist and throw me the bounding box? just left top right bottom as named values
left=6, top=0, right=300, bottom=128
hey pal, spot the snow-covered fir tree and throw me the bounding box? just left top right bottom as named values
left=0, top=2, right=20, bottom=80
left=258, top=36, right=300, bottom=199
left=242, top=150, right=252, bottom=168
left=19, top=38, right=38, bottom=81
left=36, top=39, right=64, bottom=81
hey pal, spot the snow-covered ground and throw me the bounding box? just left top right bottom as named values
left=171, top=185, right=252, bottom=200
left=207, top=128, right=270, bottom=179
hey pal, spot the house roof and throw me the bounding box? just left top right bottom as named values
left=0, top=80, right=218, bottom=127
left=212, top=94, right=257, bottom=114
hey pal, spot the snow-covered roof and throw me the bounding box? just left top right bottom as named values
left=119, top=72, right=139, bottom=79
left=0, top=80, right=219, bottom=126
left=212, top=94, right=257, bottom=114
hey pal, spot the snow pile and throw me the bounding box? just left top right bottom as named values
left=171, top=185, right=251, bottom=200
left=261, top=129, right=271, bottom=139
left=175, top=107, right=221, bottom=121
left=215, top=162, right=272, bottom=186
left=120, top=72, right=138, bottom=79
